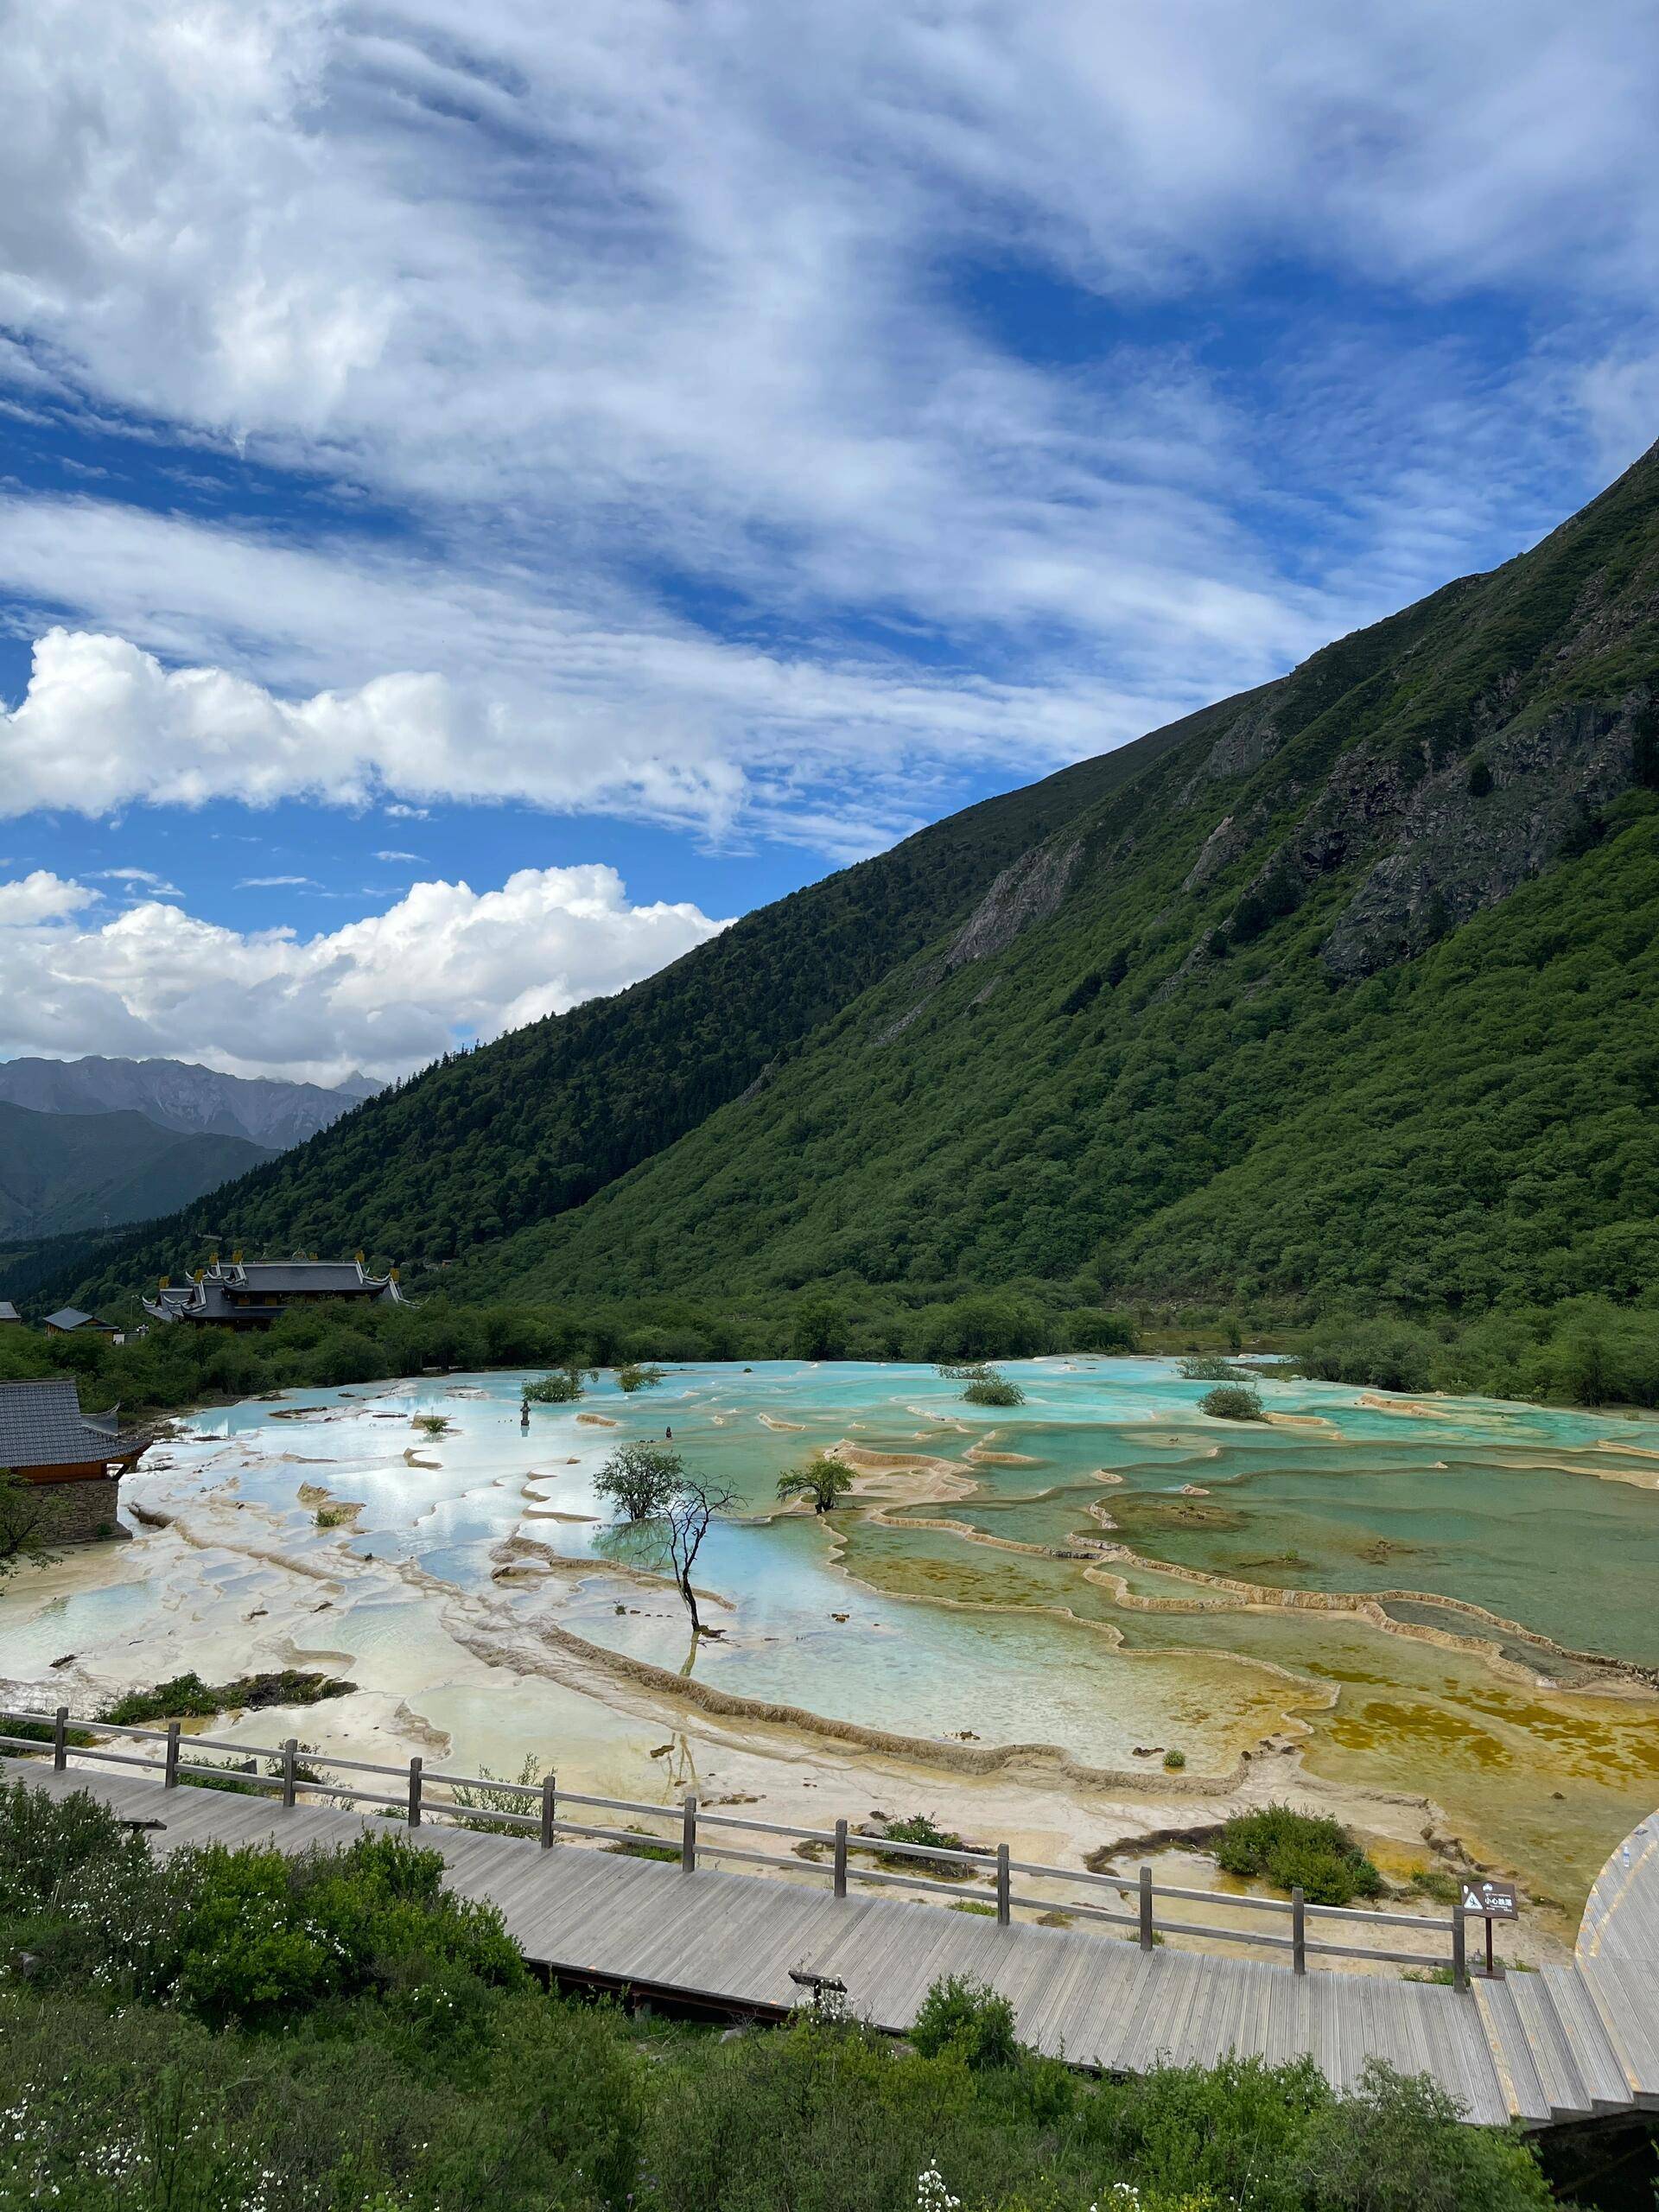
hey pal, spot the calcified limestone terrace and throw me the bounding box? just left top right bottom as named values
left=6, top=1358, right=1659, bottom=1928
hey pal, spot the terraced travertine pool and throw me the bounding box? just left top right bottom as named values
left=5, top=1357, right=1658, bottom=1908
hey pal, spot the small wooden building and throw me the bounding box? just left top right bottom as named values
left=0, top=1300, right=20, bottom=1327
left=0, top=1377, right=147, bottom=1544
left=41, top=1306, right=119, bottom=1338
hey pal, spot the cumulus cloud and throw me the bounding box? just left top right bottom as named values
left=0, top=864, right=728, bottom=1084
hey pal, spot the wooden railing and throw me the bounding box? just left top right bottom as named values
left=0, top=1705, right=1471, bottom=1986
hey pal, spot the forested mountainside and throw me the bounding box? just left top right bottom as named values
left=58, top=727, right=1198, bottom=1306
left=0, top=1102, right=275, bottom=1240
left=63, top=438, right=1659, bottom=1326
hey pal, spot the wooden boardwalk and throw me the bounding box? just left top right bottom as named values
left=10, top=1757, right=1658, bottom=2130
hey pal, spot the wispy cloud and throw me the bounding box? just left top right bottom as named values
left=373, top=849, right=421, bottom=862
left=236, top=873, right=319, bottom=889
left=0, top=0, right=1653, bottom=865
left=93, top=864, right=183, bottom=897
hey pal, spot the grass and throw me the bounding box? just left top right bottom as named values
left=102, top=1669, right=354, bottom=1726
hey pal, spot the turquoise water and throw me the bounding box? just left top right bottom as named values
left=10, top=1357, right=1659, bottom=1899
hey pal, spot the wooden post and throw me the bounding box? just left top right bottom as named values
left=281, top=1738, right=297, bottom=1809
left=681, top=1792, right=697, bottom=1872
left=833, top=1818, right=849, bottom=1898
left=407, top=1755, right=423, bottom=1828
left=1452, top=1908, right=1467, bottom=1992
left=540, top=1773, right=556, bottom=1850
left=163, top=1721, right=181, bottom=1789
left=995, top=1843, right=1011, bottom=1927
left=1292, top=1885, right=1306, bottom=1976
left=1139, top=1865, right=1154, bottom=1952
left=52, top=1706, right=67, bottom=1774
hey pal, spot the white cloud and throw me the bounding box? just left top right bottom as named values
left=0, top=864, right=728, bottom=1084
left=0, top=605, right=1221, bottom=858
left=93, top=867, right=182, bottom=896
left=237, top=874, right=317, bottom=888
left=0, top=2, right=1653, bottom=856
left=374, top=850, right=420, bottom=862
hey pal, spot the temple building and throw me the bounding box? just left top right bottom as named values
left=143, top=1254, right=406, bottom=1331
left=0, top=1377, right=148, bottom=1544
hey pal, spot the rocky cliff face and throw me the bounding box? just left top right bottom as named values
left=1320, top=694, right=1649, bottom=977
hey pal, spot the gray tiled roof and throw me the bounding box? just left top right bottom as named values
left=0, top=1301, right=18, bottom=1323
left=237, top=1262, right=371, bottom=1292
left=0, top=1379, right=141, bottom=1471
left=42, top=1306, right=105, bottom=1332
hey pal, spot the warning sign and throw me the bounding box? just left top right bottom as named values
left=1459, top=1878, right=1518, bottom=1920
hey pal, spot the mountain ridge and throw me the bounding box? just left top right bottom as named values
left=54, top=437, right=1659, bottom=1326
left=0, top=1100, right=276, bottom=1242
left=0, top=1056, right=373, bottom=1150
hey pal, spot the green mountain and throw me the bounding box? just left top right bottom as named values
left=0, top=1101, right=276, bottom=1241
left=63, top=440, right=1659, bottom=1332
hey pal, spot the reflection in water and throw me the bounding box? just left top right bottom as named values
left=5, top=1357, right=1657, bottom=1905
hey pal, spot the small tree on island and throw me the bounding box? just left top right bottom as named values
left=594, top=1440, right=685, bottom=1522
left=775, top=1454, right=855, bottom=1515
left=1198, top=1382, right=1266, bottom=1421
left=524, top=1370, right=582, bottom=1406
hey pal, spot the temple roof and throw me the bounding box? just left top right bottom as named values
left=0, top=1378, right=142, bottom=1471
left=143, top=1255, right=404, bottom=1323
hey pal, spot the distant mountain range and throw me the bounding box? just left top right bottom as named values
left=0, top=1057, right=376, bottom=1152
left=0, top=1058, right=378, bottom=1243
left=44, top=439, right=1659, bottom=1325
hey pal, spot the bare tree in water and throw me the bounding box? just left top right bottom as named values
left=662, top=1477, right=736, bottom=1641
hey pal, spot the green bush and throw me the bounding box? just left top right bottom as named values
left=910, top=1975, right=1019, bottom=2070
left=1197, top=1383, right=1265, bottom=1421
left=964, top=1376, right=1026, bottom=1407
left=616, top=1361, right=666, bottom=1391
left=524, top=1369, right=582, bottom=1404
left=1214, top=1805, right=1384, bottom=1905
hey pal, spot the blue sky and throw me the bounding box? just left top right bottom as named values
left=1, top=0, right=1656, bottom=1083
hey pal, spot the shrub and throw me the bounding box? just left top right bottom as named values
left=1163, top=1749, right=1186, bottom=1771
left=910, top=1975, right=1019, bottom=2070
left=1197, top=1383, right=1265, bottom=1421
left=1214, top=1805, right=1383, bottom=1905
left=963, top=1376, right=1026, bottom=1407
left=448, top=1754, right=548, bottom=1835
left=873, top=1813, right=969, bottom=1876
left=524, top=1370, right=582, bottom=1405
left=616, top=1361, right=666, bottom=1392
left=1178, top=1356, right=1244, bottom=1381
left=1296, top=2059, right=1553, bottom=2212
